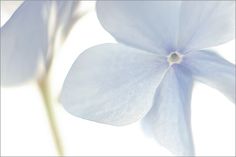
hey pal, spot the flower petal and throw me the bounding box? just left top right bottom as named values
left=96, top=1, right=181, bottom=55
left=142, top=66, right=194, bottom=156
left=178, top=1, right=235, bottom=53
left=1, top=2, right=47, bottom=86
left=183, top=50, right=235, bottom=103
left=60, top=43, right=169, bottom=126
left=1, top=1, right=80, bottom=86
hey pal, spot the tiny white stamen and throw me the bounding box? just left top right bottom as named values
left=167, top=51, right=183, bottom=65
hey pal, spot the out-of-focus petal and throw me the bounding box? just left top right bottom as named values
left=53, top=1, right=81, bottom=44
left=1, top=2, right=47, bottom=86
left=178, top=1, right=235, bottom=53
left=143, top=66, right=194, bottom=156
left=60, top=43, right=168, bottom=126
left=96, top=1, right=181, bottom=55
left=1, top=1, right=81, bottom=86
left=183, top=50, right=235, bottom=103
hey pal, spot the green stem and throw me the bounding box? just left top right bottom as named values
left=38, top=77, right=64, bottom=156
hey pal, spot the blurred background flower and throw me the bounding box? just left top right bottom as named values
left=1, top=0, right=83, bottom=156
left=1, top=1, right=81, bottom=86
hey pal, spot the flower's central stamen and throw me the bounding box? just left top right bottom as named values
left=167, top=51, right=183, bottom=65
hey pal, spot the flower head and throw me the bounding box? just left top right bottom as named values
left=60, top=1, right=235, bottom=156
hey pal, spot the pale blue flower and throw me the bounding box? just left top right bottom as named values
left=60, top=1, right=235, bottom=156
left=1, top=1, right=81, bottom=86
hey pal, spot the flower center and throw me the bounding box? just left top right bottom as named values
left=167, top=51, right=182, bottom=65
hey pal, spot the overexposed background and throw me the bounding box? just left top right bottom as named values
left=1, top=1, right=235, bottom=156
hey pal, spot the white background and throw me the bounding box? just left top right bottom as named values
left=1, top=1, right=235, bottom=156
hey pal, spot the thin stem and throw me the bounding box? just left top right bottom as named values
left=38, top=77, right=64, bottom=156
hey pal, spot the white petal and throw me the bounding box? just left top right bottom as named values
left=143, top=66, right=194, bottom=156
left=1, top=2, right=47, bottom=86
left=183, top=50, right=235, bottom=103
left=1, top=1, right=80, bottom=86
left=178, top=1, right=235, bottom=53
left=60, top=43, right=168, bottom=126
left=96, top=1, right=181, bottom=55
